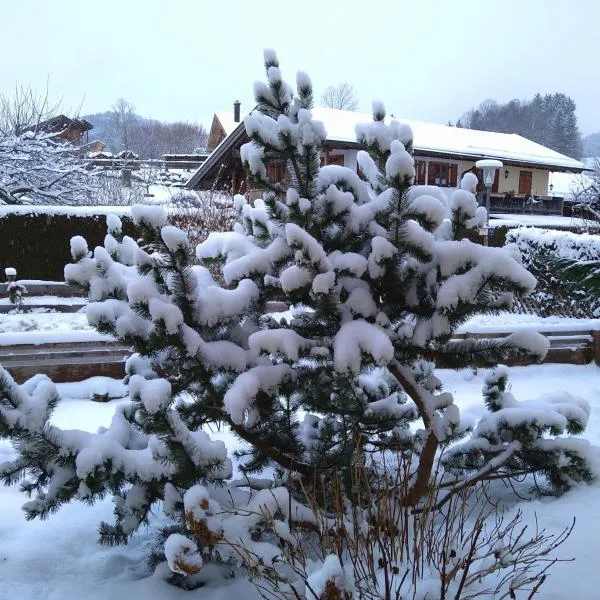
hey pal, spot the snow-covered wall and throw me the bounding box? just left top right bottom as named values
left=0, top=205, right=133, bottom=218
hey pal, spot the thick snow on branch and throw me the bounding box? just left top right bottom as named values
left=334, top=320, right=394, bottom=373
left=224, top=364, right=294, bottom=424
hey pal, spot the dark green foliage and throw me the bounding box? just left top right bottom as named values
left=458, top=93, right=584, bottom=159
left=444, top=366, right=594, bottom=494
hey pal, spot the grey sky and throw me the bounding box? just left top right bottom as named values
left=2, top=0, right=598, bottom=134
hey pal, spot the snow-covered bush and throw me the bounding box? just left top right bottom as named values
left=95, top=172, right=146, bottom=206
left=0, top=130, right=101, bottom=205
left=169, top=189, right=236, bottom=250
left=506, top=227, right=600, bottom=316
left=236, top=455, right=576, bottom=600
left=0, top=51, right=594, bottom=592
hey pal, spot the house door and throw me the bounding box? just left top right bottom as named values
left=518, top=171, right=532, bottom=195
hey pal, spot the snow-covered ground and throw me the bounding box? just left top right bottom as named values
left=0, top=364, right=599, bottom=599
left=5, top=307, right=599, bottom=340
left=0, top=310, right=90, bottom=334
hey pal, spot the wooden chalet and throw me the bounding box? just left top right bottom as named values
left=187, top=105, right=587, bottom=215
left=26, top=115, right=94, bottom=146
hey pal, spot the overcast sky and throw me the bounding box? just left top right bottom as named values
left=2, top=0, right=598, bottom=135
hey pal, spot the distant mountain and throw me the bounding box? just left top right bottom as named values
left=583, top=132, right=600, bottom=158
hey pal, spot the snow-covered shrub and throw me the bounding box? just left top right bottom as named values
left=0, top=51, right=594, bottom=591
left=235, top=456, right=576, bottom=600
left=0, top=130, right=101, bottom=205
left=95, top=171, right=146, bottom=206
left=169, top=189, right=236, bottom=251
left=506, top=227, right=600, bottom=316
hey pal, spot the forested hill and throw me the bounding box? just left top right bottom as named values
left=457, top=93, right=584, bottom=159
left=583, top=132, right=600, bottom=157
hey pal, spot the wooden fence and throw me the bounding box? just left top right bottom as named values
left=0, top=330, right=597, bottom=383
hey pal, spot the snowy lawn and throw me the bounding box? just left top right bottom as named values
left=3, top=308, right=597, bottom=344
left=1, top=364, right=599, bottom=599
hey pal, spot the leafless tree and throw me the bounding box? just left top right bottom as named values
left=130, top=119, right=208, bottom=158
left=0, top=82, right=62, bottom=136
left=568, top=158, right=600, bottom=223
left=109, top=98, right=137, bottom=151
left=0, top=85, right=99, bottom=205
left=320, top=82, right=359, bottom=111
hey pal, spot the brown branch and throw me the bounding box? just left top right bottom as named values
left=413, top=443, right=521, bottom=515
left=223, top=415, right=318, bottom=477
left=388, top=363, right=439, bottom=506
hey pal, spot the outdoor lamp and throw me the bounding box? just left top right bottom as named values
left=476, top=159, right=503, bottom=186
left=475, top=159, right=503, bottom=246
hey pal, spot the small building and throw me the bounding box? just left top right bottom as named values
left=187, top=105, right=587, bottom=215
left=26, top=115, right=94, bottom=146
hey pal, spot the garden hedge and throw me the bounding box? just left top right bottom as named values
left=0, top=207, right=136, bottom=281
left=506, top=227, right=600, bottom=317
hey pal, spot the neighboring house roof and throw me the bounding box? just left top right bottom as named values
left=550, top=157, right=598, bottom=199
left=215, top=112, right=243, bottom=136
left=187, top=107, right=586, bottom=189
left=27, top=114, right=94, bottom=135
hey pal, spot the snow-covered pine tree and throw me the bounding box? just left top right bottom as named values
left=0, top=50, right=594, bottom=586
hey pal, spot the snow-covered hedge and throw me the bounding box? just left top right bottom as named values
left=0, top=207, right=135, bottom=280
left=506, top=227, right=600, bottom=316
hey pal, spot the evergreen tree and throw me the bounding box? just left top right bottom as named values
left=459, top=92, right=584, bottom=158
left=0, top=51, right=593, bottom=586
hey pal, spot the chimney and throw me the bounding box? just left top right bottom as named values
left=233, top=100, right=241, bottom=123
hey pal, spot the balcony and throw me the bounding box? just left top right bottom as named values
left=479, top=193, right=564, bottom=216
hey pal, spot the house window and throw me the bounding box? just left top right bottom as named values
left=492, top=169, right=499, bottom=193
left=427, top=162, right=458, bottom=187
left=471, top=167, right=500, bottom=193
left=518, top=171, right=532, bottom=195
left=414, top=160, right=427, bottom=185
left=321, top=153, right=345, bottom=167
left=267, top=162, right=287, bottom=182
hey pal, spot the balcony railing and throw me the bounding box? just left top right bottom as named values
left=479, top=193, right=564, bottom=215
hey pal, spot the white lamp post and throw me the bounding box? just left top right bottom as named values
left=475, top=159, right=503, bottom=246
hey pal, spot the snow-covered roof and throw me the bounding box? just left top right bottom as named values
left=549, top=157, right=597, bottom=199
left=311, top=107, right=585, bottom=171
left=215, top=112, right=243, bottom=136
left=187, top=107, right=586, bottom=189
